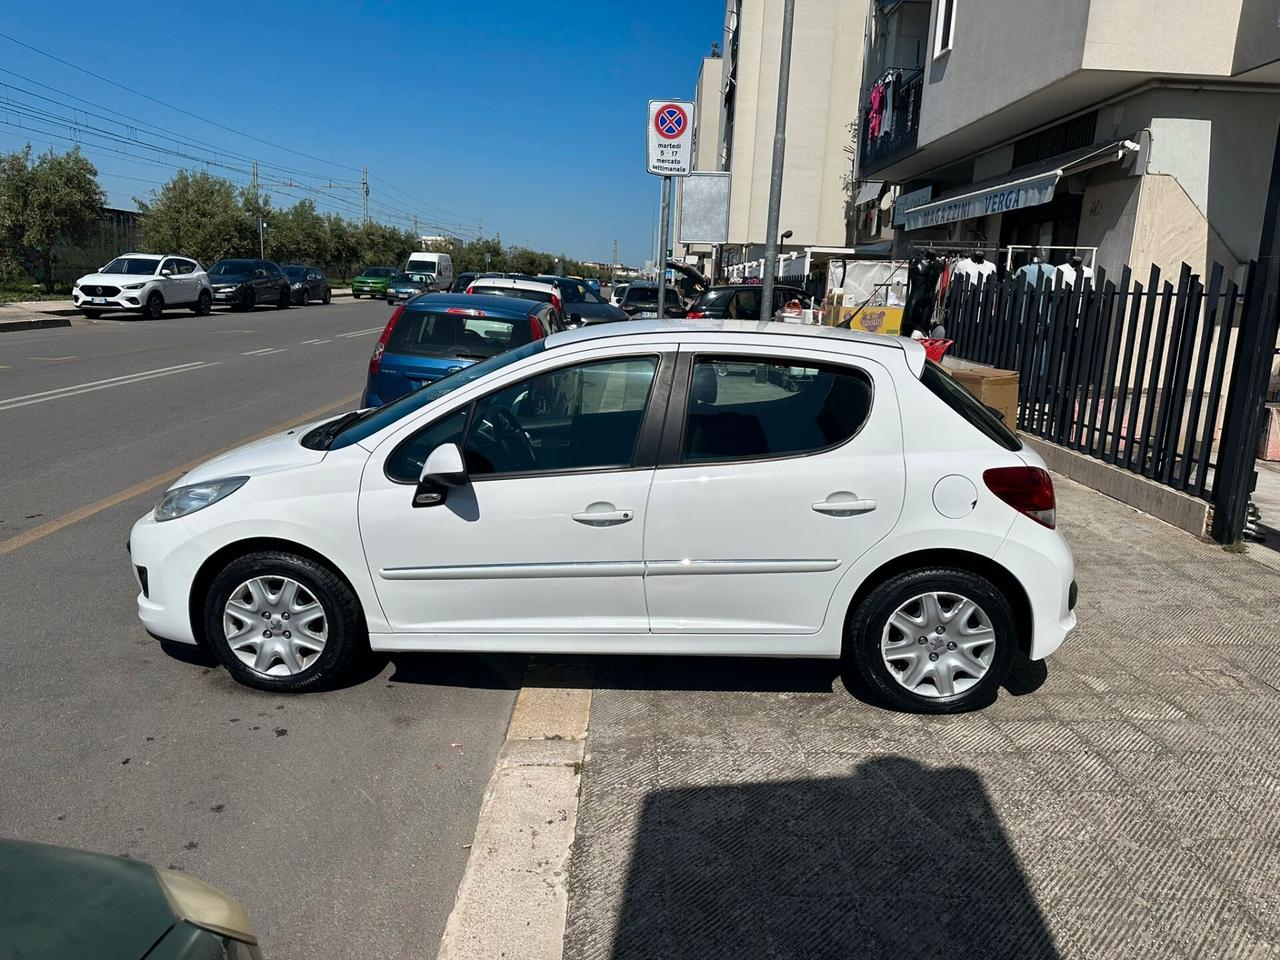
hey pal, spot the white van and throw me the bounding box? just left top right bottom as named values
left=405, top=252, right=453, bottom=289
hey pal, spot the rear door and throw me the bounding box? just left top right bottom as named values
left=643, top=345, right=905, bottom=636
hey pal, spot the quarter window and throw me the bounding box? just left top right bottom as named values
left=385, top=409, right=469, bottom=483
left=680, top=357, right=873, bottom=463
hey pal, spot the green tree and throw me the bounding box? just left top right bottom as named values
left=0, top=145, right=105, bottom=291
left=270, top=199, right=326, bottom=265
left=137, top=171, right=252, bottom=266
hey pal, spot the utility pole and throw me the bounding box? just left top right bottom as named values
left=250, top=160, right=264, bottom=258
left=657, top=178, right=672, bottom=317
left=361, top=165, right=369, bottom=224
left=612, top=239, right=618, bottom=282
left=759, top=0, right=796, bottom=322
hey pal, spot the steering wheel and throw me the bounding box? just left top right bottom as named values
left=494, top=408, right=535, bottom=466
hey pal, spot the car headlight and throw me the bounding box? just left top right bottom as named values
left=154, top=476, right=248, bottom=522
left=122, top=282, right=145, bottom=290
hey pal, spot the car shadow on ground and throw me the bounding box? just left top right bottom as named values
left=600, top=757, right=1062, bottom=959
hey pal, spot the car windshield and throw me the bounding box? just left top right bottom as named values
left=102, top=257, right=159, bottom=275
left=469, top=285, right=553, bottom=304
left=361, top=267, right=392, bottom=278
left=328, top=339, right=546, bottom=449
left=283, top=266, right=307, bottom=279
left=626, top=286, right=659, bottom=304
left=209, top=260, right=255, bottom=276
left=407, top=261, right=437, bottom=274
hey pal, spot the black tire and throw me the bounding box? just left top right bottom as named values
left=846, top=567, right=1016, bottom=714
left=352, top=291, right=361, bottom=299
left=81, top=310, right=102, bottom=319
left=203, top=550, right=365, bottom=693
left=277, top=285, right=290, bottom=309
left=386, top=297, right=395, bottom=305
left=322, top=287, right=331, bottom=304
left=144, top=291, right=164, bottom=320
left=193, top=290, right=212, bottom=316
left=239, top=289, right=255, bottom=312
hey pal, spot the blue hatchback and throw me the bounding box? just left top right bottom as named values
left=363, top=293, right=565, bottom=407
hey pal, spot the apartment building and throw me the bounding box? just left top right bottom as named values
left=856, top=0, right=1280, bottom=279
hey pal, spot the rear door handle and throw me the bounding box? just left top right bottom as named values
left=572, top=504, right=634, bottom=526
left=812, top=495, right=877, bottom=517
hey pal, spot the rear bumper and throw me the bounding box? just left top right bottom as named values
left=993, top=521, right=1077, bottom=660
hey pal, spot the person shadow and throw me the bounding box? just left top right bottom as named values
left=602, top=756, right=1061, bottom=960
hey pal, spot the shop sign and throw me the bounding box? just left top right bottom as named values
left=903, top=173, right=1059, bottom=231
left=892, top=186, right=933, bottom=226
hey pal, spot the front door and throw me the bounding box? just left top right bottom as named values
left=643, top=348, right=905, bottom=635
left=358, top=349, right=672, bottom=637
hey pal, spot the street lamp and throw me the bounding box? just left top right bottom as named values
left=779, top=229, right=793, bottom=245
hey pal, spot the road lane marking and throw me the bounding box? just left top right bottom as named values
left=27, top=355, right=77, bottom=361
left=255, top=348, right=288, bottom=356
left=0, top=391, right=361, bottom=558
left=242, top=347, right=277, bottom=355
left=336, top=326, right=385, bottom=338
left=0, top=362, right=215, bottom=412
left=301, top=338, right=330, bottom=344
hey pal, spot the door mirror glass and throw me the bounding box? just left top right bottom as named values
left=161, top=268, right=173, bottom=276
left=253, top=269, right=266, bottom=279
left=421, top=442, right=468, bottom=484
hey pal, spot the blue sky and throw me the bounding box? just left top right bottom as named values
left=0, top=1, right=723, bottom=265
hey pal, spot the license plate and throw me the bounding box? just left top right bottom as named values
left=92, top=297, right=107, bottom=304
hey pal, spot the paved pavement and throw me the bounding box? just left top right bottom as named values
left=564, top=477, right=1280, bottom=960
left=0, top=301, right=521, bottom=959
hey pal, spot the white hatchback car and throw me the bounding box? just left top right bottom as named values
left=129, top=320, right=1076, bottom=713
left=73, top=253, right=212, bottom=320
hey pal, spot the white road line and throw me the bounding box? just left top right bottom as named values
left=336, top=326, right=385, bottom=338
left=0, top=361, right=219, bottom=412
left=27, top=356, right=76, bottom=361
left=255, top=348, right=288, bottom=356
left=242, top=347, right=277, bottom=356
left=301, top=338, right=330, bottom=344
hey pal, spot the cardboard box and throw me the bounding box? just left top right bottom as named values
left=941, top=357, right=1020, bottom=426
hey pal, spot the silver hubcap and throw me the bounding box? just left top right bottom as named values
left=880, top=591, right=996, bottom=698
left=223, top=576, right=327, bottom=677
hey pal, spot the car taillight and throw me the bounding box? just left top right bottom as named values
left=465, top=285, right=475, bottom=294
left=369, top=305, right=404, bottom=376
left=686, top=310, right=704, bottom=319
left=529, top=314, right=545, bottom=340
left=552, top=294, right=562, bottom=313
left=983, top=466, right=1056, bottom=528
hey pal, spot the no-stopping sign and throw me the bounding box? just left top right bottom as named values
left=647, top=99, right=695, bottom=176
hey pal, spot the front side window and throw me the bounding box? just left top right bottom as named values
left=681, top=357, right=873, bottom=463
left=465, top=357, right=659, bottom=477
left=385, top=408, right=469, bottom=482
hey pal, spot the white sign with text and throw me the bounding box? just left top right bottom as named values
left=647, top=100, right=694, bottom=177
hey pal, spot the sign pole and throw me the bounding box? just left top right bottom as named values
left=657, top=176, right=671, bottom=318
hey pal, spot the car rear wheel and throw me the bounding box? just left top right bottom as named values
left=322, top=287, right=331, bottom=304
left=846, top=567, right=1015, bottom=714
left=277, top=285, right=290, bottom=309
left=203, top=551, right=364, bottom=693
left=144, top=292, right=164, bottom=320
left=193, top=290, right=212, bottom=316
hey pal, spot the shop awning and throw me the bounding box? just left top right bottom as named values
left=853, top=180, right=884, bottom=206
left=902, top=140, right=1138, bottom=232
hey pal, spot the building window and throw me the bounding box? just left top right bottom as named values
left=934, top=0, right=955, bottom=58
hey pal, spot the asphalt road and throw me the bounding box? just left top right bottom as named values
left=0, top=299, right=522, bottom=959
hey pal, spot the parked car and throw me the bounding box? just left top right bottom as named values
left=128, top=319, right=1075, bottom=714
left=282, top=265, right=332, bottom=305
left=586, top=278, right=601, bottom=293
left=610, top=283, right=629, bottom=306
left=73, top=253, right=212, bottom=320
left=536, top=275, right=626, bottom=325
left=466, top=276, right=562, bottom=311
left=385, top=274, right=437, bottom=304
left=406, top=252, right=453, bottom=289
left=0, top=838, right=262, bottom=959
left=617, top=281, right=685, bottom=319
left=686, top=283, right=811, bottom=322
left=208, top=259, right=292, bottom=311
left=351, top=267, right=405, bottom=299
left=362, top=293, right=565, bottom=405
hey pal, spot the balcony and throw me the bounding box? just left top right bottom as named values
left=858, top=68, right=923, bottom=176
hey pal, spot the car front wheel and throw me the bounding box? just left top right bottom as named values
left=322, top=287, right=331, bottom=304
left=193, top=290, right=212, bottom=316
left=277, top=285, right=290, bottom=308
left=144, top=291, right=164, bottom=320
left=203, top=551, right=364, bottom=692
left=846, top=567, right=1015, bottom=714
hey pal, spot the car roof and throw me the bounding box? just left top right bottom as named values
left=705, top=283, right=804, bottom=292
left=116, top=253, right=163, bottom=261
left=544, top=318, right=926, bottom=371
left=403, top=292, right=548, bottom=314
left=467, top=277, right=557, bottom=293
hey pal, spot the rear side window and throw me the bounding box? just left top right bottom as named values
left=690, top=289, right=734, bottom=313
left=470, top=285, right=554, bottom=304
left=920, top=361, right=1022, bottom=451
left=386, top=309, right=528, bottom=359
left=625, top=287, right=658, bottom=304
left=681, top=357, right=873, bottom=463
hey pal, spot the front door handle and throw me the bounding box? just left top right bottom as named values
left=572, top=502, right=634, bottom=526
left=812, top=494, right=877, bottom=517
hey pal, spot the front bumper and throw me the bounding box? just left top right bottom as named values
left=352, top=285, right=385, bottom=297
left=386, top=289, right=420, bottom=301
left=129, top=510, right=208, bottom=645
left=212, top=287, right=247, bottom=305
left=72, top=289, right=143, bottom=311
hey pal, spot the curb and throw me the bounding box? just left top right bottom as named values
left=0, top=316, right=73, bottom=333
left=436, top=658, right=593, bottom=960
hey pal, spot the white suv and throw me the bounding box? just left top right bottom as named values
left=128, top=319, right=1075, bottom=713
left=73, top=253, right=213, bottom=320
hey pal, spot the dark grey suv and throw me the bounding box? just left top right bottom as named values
left=209, top=259, right=292, bottom=311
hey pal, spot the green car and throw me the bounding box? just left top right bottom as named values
left=1, top=839, right=263, bottom=958
left=351, top=266, right=404, bottom=298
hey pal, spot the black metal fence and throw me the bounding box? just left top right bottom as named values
left=940, top=260, right=1278, bottom=541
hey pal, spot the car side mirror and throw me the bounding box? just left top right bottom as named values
left=161, top=268, right=173, bottom=277
left=253, top=269, right=266, bottom=279
left=414, top=443, right=467, bottom=507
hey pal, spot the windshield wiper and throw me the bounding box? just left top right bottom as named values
left=315, top=410, right=364, bottom=448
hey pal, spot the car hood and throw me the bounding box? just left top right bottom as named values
left=179, top=421, right=331, bottom=486
left=78, top=272, right=155, bottom=285
left=209, top=273, right=251, bottom=285
left=354, top=276, right=387, bottom=284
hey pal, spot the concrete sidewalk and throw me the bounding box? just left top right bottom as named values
left=564, top=476, right=1280, bottom=959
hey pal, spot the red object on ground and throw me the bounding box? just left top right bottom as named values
left=917, top=338, right=954, bottom=362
